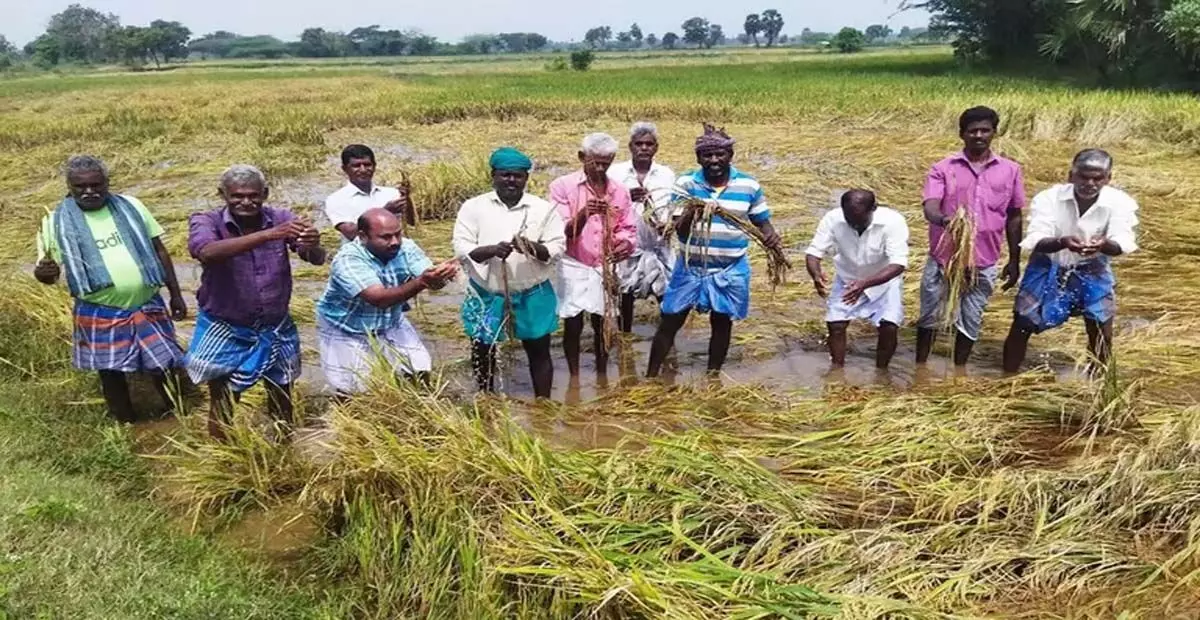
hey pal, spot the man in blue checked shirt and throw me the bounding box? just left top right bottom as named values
left=646, top=124, right=783, bottom=378
left=316, top=208, right=458, bottom=395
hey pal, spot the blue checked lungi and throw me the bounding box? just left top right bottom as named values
left=661, top=254, right=751, bottom=320
left=1014, top=253, right=1116, bottom=334
left=72, top=294, right=183, bottom=372
left=184, top=310, right=301, bottom=393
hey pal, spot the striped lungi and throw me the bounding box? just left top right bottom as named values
left=184, top=310, right=302, bottom=393
left=72, top=294, right=183, bottom=372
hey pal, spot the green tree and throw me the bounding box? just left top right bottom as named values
left=46, top=4, right=121, bottom=63
left=617, top=30, right=633, bottom=46
left=865, top=24, right=893, bottom=41
left=584, top=26, right=612, bottom=48
left=188, top=31, right=239, bottom=59
left=407, top=33, right=439, bottom=55
left=707, top=24, right=725, bottom=48
left=143, top=20, right=191, bottom=64
left=832, top=27, right=867, bottom=53
left=26, top=34, right=62, bottom=67
left=682, top=17, right=711, bottom=48
left=348, top=25, right=407, bottom=56
left=0, top=36, right=14, bottom=55
left=629, top=23, right=643, bottom=46
left=761, top=9, right=785, bottom=46
left=1162, top=0, right=1200, bottom=59
left=662, top=31, right=679, bottom=49
left=646, top=33, right=659, bottom=47
left=744, top=14, right=763, bottom=47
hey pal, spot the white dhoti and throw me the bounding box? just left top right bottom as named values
left=556, top=256, right=607, bottom=318
left=824, top=275, right=904, bottom=327
left=317, top=315, right=433, bottom=394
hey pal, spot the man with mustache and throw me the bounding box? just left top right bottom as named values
left=647, top=124, right=782, bottom=378
left=917, top=106, right=1027, bottom=368
left=454, top=147, right=566, bottom=399
left=323, top=144, right=415, bottom=243
left=34, top=155, right=188, bottom=423
left=549, top=133, right=638, bottom=379
left=609, top=121, right=677, bottom=333
left=185, top=164, right=326, bottom=440
left=316, top=208, right=457, bottom=395
left=1003, top=149, right=1139, bottom=373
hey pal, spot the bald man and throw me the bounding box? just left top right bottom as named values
left=316, top=208, right=458, bottom=394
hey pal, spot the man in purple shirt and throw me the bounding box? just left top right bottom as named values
left=185, top=164, right=326, bottom=440
left=916, top=106, right=1026, bottom=368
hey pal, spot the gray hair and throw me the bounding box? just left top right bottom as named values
left=219, top=164, right=267, bottom=191
left=64, top=155, right=109, bottom=183
left=1071, top=149, right=1113, bottom=174
left=630, top=121, right=658, bottom=140
left=580, top=132, right=619, bottom=157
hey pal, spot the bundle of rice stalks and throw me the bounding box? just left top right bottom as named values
left=680, top=198, right=791, bottom=289
left=935, top=208, right=977, bottom=332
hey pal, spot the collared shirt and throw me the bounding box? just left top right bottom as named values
left=316, top=238, right=432, bottom=335
left=323, top=182, right=401, bottom=240
left=1021, top=184, right=1139, bottom=266
left=672, top=167, right=771, bottom=269
left=805, top=206, right=910, bottom=301
left=39, top=194, right=164, bottom=309
left=548, top=171, right=638, bottom=268
left=187, top=206, right=297, bottom=326
left=923, top=151, right=1026, bottom=268
left=452, top=191, right=566, bottom=294
left=609, top=160, right=677, bottom=250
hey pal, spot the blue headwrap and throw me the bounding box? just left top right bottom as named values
left=489, top=147, right=533, bottom=172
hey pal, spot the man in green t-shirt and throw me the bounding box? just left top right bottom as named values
left=34, top=155, right=188, bottom=423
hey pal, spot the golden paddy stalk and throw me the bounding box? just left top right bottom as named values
left=937, top=207, right=978, bottom=332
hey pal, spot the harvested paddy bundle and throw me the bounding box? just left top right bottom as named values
left=935, top=206, right=977, bottom=332
left=680, top=197, right=792, bottom=289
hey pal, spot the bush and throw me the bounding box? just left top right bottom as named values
left=569, top=49, right=595, bottom=71
left=832, top=27, right=866, bottom=54
left=544, top=56, right=569, bottom=71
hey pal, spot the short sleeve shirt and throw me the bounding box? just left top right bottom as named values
left=316, top=238, right=433, bottom=334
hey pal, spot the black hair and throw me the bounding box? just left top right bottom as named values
left=356, top=213, right=371, bottom=235
left=341, top=144, right=376, bottom=166
left=841, top=189, right=877, bottom=210
left=958, top=106, right=1000, bottom=134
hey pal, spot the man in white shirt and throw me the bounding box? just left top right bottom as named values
left=805, top=189, right=909, bottom=369
left=1003, top=149, right=1139, bottom=373
left=323, top=144, right=415, bottom=242
left=609, top=121, right=677, bottom=332
left=453, top=147, right=566, bottom=399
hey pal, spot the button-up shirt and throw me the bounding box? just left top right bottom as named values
left=548, top=171, right=638, bottom=268
left=923, top=151, right=1026, bottom=268
left=452, top=191, right=566, bottom=294
left=672, top=167, right=771, bottom=269
left=316, top=238, right=432, bottom=335
left=188, top=206, right=296, bottom=326
left=609, top=160, right=677, bottom=251
left=805, top=206, right=910, bottom=301
left=323, top=182, right=401, bottom=239
left=1020, top=184, right=1139, bottom=266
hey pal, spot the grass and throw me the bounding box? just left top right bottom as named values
left=3, top=47, right=1200, bottom=617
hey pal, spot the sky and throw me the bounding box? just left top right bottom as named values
left=4, top=1, right=930, bottom=46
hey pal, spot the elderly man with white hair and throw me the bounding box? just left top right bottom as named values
left=609, top=121, right=677, bottom=332
left=185, top=164, right=326, bottom=439
left=1002, top=149, right=1139, bottom=373
left=35, top=155, right=189, bottom=424
left=549, top=132, right=639, bottom=377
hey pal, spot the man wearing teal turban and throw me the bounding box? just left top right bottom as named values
left=452, top=148, right=566, bottom=399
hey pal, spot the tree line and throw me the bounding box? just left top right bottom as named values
left=908, top=0, right=1200, bottom=86
left=0, top=3, right=943, bottom=70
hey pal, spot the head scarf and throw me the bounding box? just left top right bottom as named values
left=489, top=147, right=533, bottom=172
left=694, top=123, right=735, bottom=152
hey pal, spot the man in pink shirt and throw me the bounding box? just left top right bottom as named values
left=917, top=106, right=1027, bottom=368
left=550, top=133, right=638, bottom=378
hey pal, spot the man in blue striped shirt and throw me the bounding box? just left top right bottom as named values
left=647, top=124, right=783, bottom=377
